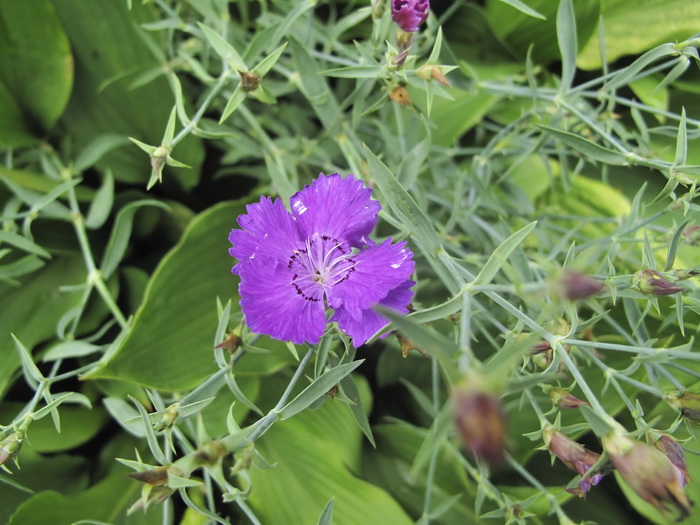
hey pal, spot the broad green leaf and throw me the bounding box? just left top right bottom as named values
left=578, top=0, right=700, bottom=70
left=250, top=378, right=413, bottom=525
left=7, top=471, right=158, bottom=525
left=0, top=0, right=73, bottom=145
left=485, top=0, right=599, bottom=65
left=52, top=0, right=203, bottom=188
left=0, top=403, right=107, bottom=453
left=84, top=200, right=286, bottom=391
left=100, top=200, right=169, bottom=279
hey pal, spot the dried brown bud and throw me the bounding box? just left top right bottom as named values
left=240, top=71, right=260, bottom=92
left=453, top=378, right=506, bottom=464
left=543, top=428, right=607, bottom=497
left=389, top=86, right=411, bottom=106
left=603, top=431, right=692, bottom=519
left=126, top=465, right=171, bottom=486
left=215, top=331, right=242, bottom=354
left=635, top=269, right=684, bottom=296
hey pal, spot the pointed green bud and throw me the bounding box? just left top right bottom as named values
left=153, top=403, right=179, bottom=432
left=0, top=430, right=23, bottom=468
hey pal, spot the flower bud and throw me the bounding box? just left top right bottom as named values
left=543, top=428, right=607, bottom=496
left=673, top=268, right=699, bottom=281
left=558, top=270, right=605, bottom=301
left=548, top=387, right=589, bottom=410
left=215, top=330, right=242, bottom=354
left=153, top=403, right=179, bottom=432
left=240, top=71, right=260, bottom=92
left=128, top=486, right=174, bottom=514
left=635, top=269, right=684, bottom=296
left=391, top=0, right=429, bottom=33
left=602, top=431, right=691, bottom=519
left=416, top=65, right=451, bottom=87
left=0, top=431, right=23, bottom=468
left=665, top=390, right=700, bottom=424
left=126, top=465, right=172, bottom=486
left=653, top=434, right=690, bottom=487
left=453, top=378, right=506, bottom=464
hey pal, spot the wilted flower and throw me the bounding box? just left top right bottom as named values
left=229, top=174, right=415, bottom=346
left=543, top=428, right=607, bottom=497
left=391, top=0, right=429, bottom=33
left=602, top=431, right=692, bottom=519
left=665, top=390, right=700, bottom=424
left=453, top=378, right=506, bottom=464
left=653, top=434, right=690, bottom=487
left=635, top=269, right=684, bottom=296
left=558, top=270, right=605, bottom=301
left=548, top=387, right=589, bottom=409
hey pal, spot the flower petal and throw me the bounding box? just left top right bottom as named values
left=328, top=239, right=414, bottom=318
left=238, top=257, right=326, bottom=345
left=290, top=173, right=381, bottom=248
left=229, top=197, right=301, bottom=274
left=332, top=279, right=415, bottom=346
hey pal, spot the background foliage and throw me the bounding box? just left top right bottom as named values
left=2, top=0, right=700, bottom=524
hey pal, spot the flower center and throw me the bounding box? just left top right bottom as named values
left=287, top=234, right=356, bottom=302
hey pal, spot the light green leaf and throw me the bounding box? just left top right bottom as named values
left=280, top=360, right=364, bottom=420
left=472, top=221, right=537, bottom=287
left=85, top=171, right=115, bottom=230
left=556, top=0, right=577, bottom=92
left=198, top=23, right=248, bottom=72
left=538, top=126, right=628, bottom=165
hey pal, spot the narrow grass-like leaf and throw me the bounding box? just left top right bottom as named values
left=376, top=307, right=457, bottom=376
left=267, top=0, right=315, bottom=53
left=279, top=360, right=364, bottom=420
left=494, top=0, right=545, bottom=19
left=339, top=373, right=375, bottom=447
left=472, top=221, right=536, bottom=286
left=579, top=405, right=614, bottom=437
left=674, top=107, right=687, bottom=166
left=129, top=395, right=167, bottom=464
left=73, top=136, right=131, bottom=173
left=42, top=341, right=102, bottom=361
left=656, top=56, right=690, bottom=92
left=290, top=38, right=339, bottom=130
left=538, top=126, right=628, bottom=164
left=409, top=293, right=464, bottom=324
left=411, top=402, right=452, bottom=475
left=603, top=43, right=677, bottom=92
left=321, top=66, right=384, bottom=78
left=226, top=372, right=263, bottom=416
left=364, top=145, right=440, bottom=254
left=30, top=392, right=74, bottom=421
left=665, top=219, right=690, bottom=271
left=316, top=498, right=334, bottom=525
left=85, top=170, right=114, bottom=230
left=168, top=473, right=203, bottom=488
left=12, top=333, right=44, bottom=384
left=162, top=106, right=178, bottom=147
left=253, top=42, right=287, bottom=78
left=100, top=200, right=169, bottom=279
left=0, top=231, right=51, bottom=258
left=556, top=0, right=577, bottom=93
left=177, top=397, right=216, bottom=418
left=220, top=85, right=246, bottom=124
left=198, top=23, right=248, bottom=72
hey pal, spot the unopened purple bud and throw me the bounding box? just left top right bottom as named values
left=603, top=432, right=692, bottom=519
left=392, top=0, right=429, bottom=33
left=544, top=428, right=607, bottom=497
left=559, top=270, right=605, bottom=301
left=454, top=379, right=506, bottom=464
left=549, top=387, right=590, bottom=410
left=635, top=269, right=684, bottom=296
left=653, top=435, right=690, bottom=487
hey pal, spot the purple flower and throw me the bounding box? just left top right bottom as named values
left=229, top=173, right=415, bottom=347
left=392, top=0, right=429, bottom=33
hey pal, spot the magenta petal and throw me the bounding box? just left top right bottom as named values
left=238, top=257, right=326, bottom=345
left=229, top=197, right=301, bottom=274
left=328, top=239, right=414, bottom=318
left=290, top=174, right=381, bottom=248
left=332, top=280, right=415, bottom=346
